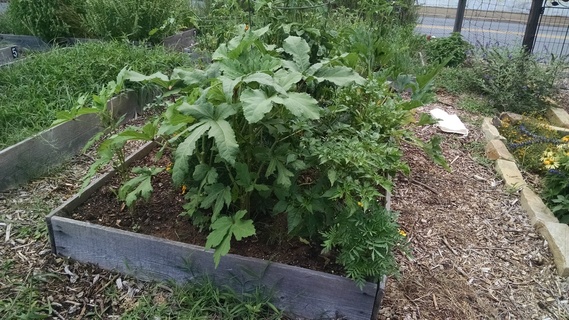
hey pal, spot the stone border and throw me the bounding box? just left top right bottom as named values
left=482, top=114, right=569, bottom=276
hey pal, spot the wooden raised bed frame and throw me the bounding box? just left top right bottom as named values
left=46, top=142, right=388, bottom=320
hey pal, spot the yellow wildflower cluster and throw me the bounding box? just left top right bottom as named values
left=541, top=149, right=559, bottom=169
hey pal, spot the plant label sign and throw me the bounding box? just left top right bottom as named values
left=11, top=46, right=18, bottom=59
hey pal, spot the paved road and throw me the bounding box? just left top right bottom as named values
left=417, top=16, right=569, bottom=57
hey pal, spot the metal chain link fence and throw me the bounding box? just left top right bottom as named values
left=416, top=0, right=569, bottom=57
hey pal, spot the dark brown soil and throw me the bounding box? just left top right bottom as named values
left=70, top=149, right=345, bottom=275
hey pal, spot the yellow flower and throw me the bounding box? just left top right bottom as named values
left=562, top=136, right=569, bottom=142
left=244, top=24, right=249, bottom=31
left=543, top=158, right=559, bottom=169
left=399, top=229, right=407, bottom=237
left=166, top=163, right=172, bottom=173
left=181, top=185, right=187, bottom=194
left=357, top=201, right=363, bottom=207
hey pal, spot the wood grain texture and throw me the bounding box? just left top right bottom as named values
left=49, top=215, right=376, bottom=319
left=0, top=91, right=144, bottom=191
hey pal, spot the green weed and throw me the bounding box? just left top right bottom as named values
left=456, top=95, right=494, bottom=116
left=122, top=280, right=282, bottom=320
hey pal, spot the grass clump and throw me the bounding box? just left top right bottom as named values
left=122, top=280, right=283, bottom=320
left=0, top=41, right=191, bottom=148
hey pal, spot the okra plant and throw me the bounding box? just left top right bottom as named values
left=71, top=24, right=445, bottom=286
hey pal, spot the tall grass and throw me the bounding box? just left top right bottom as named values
left=0, top=41, right=191, bottom=148
left=3, top=0, right=196, bottom=42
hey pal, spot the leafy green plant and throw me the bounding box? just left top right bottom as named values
left=469, top=47, right=565, bottom=114
left=425, top=32, right=472, bottom=67
left=78, top=24, right=445, bottom=286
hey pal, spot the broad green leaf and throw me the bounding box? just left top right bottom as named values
left=276, top=161, right=294, bottom=187
left=118, top=167, right=163, bottom=207
left=205, top=216, right=232, bottom=248
left=328, top=169, right=337, bottom=186
left=232, top=214, right=255, bottom=241
left=205, top=210, right=255, bottom=267
left=278, top=92, right=320, bottom=120
left=212, top=233, right=232, bottom=267
left=172, top=66, right=220, bottom=86
left=206, top=118, right=238, bottom=165
left=235, top=162, right=252, bottom=188
left=287, top=209, right=303, bottom=234
left=201, top=183, right=232, bottom=219
left=243, top=72, right=286, bottom=95
left=178, top=102, right=215, bottom=119
left=273, top=69, right=302, bottom=91
left=240, top=89, right=276, bottom=123
left=283, top=36, right=311, bottom=72
left=172, top=123, right=211, bottom=185
left=313, top=66, right=366, bottom=86
left=193, top=164, right=211, bottom=181
left=124, top=70, right=174, bottom=88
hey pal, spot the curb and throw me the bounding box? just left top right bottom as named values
left=482, top=116, right=569, bottom=276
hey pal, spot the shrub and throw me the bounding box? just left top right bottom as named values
left=469, top=47, right=565, bottom=114
left=425, top=32, right=472, bottom=67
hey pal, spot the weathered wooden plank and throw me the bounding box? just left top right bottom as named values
left=0, top=114, right=101, bottom=191
left=49, top=215, right=376, bottom=319
left=0, top=34, right=49, bottom=51
left=162, top=29, right=197, bottom=52
left=0, top=91, right=144, bottom=191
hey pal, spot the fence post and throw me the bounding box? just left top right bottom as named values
left=522, top=0, right=544, bottom=53
left=453, top=0, right=467, bottom=33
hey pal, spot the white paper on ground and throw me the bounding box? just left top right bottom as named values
left=429, top=108, right=469, bottom=136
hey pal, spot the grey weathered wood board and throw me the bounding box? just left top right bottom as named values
left=48, top=216, right=376, bottom=319
left=0, top=34, right=49, bottom=51
left=46, top=142, right=378, bottom=319
left=162, top=29, right=197, bottom=52
left=0, top=91, right=143, bottom=191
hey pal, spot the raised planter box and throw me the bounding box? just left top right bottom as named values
left=46, top=142, right=387, bottom=320
left=0, top=90, right=144, bottom=191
